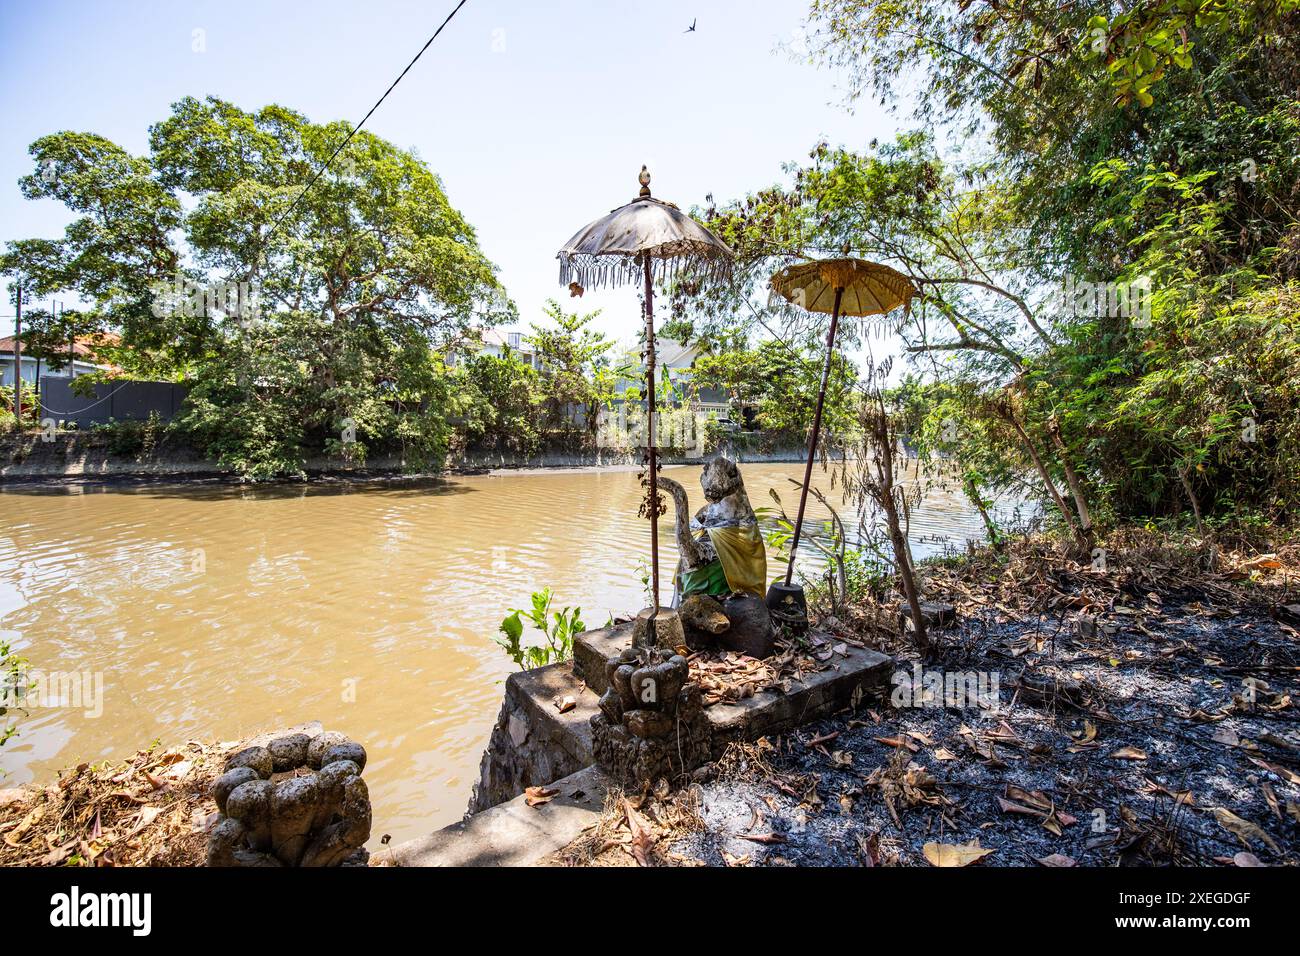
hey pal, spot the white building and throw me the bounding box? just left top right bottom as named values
left=447, top=328, right=543, bottom=371
left=0, top=335, right=116, bottom=387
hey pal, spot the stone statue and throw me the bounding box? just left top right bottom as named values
left=658, top=456, right=774, bottom=657
left=207, top=729, right=371, bottom=867
left=591, top=646, right=710, bottom=785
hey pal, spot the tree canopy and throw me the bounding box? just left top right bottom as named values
left=672, top=0, right=1300, bottom=534
left=3, top=96, right=512, bottom=476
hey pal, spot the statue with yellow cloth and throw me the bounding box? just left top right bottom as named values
left=658, top=457, right=775, bottom=657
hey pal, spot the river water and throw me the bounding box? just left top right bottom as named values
left=0, top=460, right=1005, bottom=845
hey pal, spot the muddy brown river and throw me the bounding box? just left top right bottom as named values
left=0, top=461, right=1012, bottom=845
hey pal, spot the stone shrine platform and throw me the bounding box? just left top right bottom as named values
left=392, top=620, right=894, bottom=866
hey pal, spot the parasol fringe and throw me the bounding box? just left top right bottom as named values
left=557, top=250, right=733, bottom=292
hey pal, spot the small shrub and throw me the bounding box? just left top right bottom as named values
left=495, top=587, right=585, bottom=669
left=1, top=640, right=29, bottom=756
left=91, top=412, right=167, bottom=458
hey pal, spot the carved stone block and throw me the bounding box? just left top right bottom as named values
left=207, top=727, right=371, bottom=867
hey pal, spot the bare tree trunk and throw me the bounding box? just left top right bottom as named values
left=1177, top=466, right=1206, bottom=536
left=963, top=472, right=1004, bottom=551
left=870, top=399, right=929, bottom=655
left=995, top=402, right=1089, bottom=553
left=1046, top=417, right=1095, bottom=551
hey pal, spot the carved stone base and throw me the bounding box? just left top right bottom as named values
left=591, top=683, right=711, bottom=786
left=207, top=728, right=371, bottom=867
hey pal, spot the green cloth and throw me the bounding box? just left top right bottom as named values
left=678, top=525, right=767, bottom=599
left=679, top=558, right=730, bottom=597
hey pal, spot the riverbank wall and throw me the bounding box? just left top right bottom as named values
left=0, top=432, right=818, bottom=481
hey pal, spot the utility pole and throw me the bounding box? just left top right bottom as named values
left=12, top=284, right=21, bottom=427
left=65, top=303, right=74, bottom=379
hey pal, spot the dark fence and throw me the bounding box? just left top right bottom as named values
left=39, top=378, right=188, bottom=428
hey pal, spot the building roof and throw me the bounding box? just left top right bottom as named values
left=0, top=332, right=120, bottom=362
left=657, top=338, right=698, bottom=368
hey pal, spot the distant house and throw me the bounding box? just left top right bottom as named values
left=0, top=333, right=120, bottom=387
left=615, top=338, right=730, bottom=419
left=446, top=328, right=543, bottom=371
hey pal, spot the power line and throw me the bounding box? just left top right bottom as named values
left=262, top=0, right=471, bottom=252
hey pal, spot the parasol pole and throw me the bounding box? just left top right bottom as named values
left=643, top=254, right=660, bottom=616
left=784, top=285, right=844, bottom=585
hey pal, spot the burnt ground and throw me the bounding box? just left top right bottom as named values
left=557, top=534, right=1300, bottom=867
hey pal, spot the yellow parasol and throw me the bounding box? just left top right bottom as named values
left=766, top=258, right=917, bottom=619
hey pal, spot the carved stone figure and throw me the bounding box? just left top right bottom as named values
left=591, top=646, right=710, bottom=785
left=207, top=729, right=371, bottom=867
left=658, top=456, right=774, bottom=656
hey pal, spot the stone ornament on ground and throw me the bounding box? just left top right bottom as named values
left=592, top=646, right=711, bottom=785
left=207, top=729, right=371, bottom=867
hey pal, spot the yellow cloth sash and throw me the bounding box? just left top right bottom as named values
left=705, top=525, right=766, bottom=598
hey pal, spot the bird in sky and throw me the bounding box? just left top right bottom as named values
left=684, top=19, right=696, bottom=33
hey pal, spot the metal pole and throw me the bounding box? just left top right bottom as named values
left=784, top=286, right=844, bottom=586
left=12, top=284, right=22, bottom=427
left=643, top=256, right=660, bottom=614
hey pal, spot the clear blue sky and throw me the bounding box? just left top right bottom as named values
left=0, top=0, right=901, bottom=347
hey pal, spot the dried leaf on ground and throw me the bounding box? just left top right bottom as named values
left=1110, top=746, right=1148, bottom=761
left=525, top=786, right=559, bottom=807
left=623, top=798, right=655, bottom=866
left=1209, top=807, right=1281, bottom=855
left=923, top=840, right=994, bottom=867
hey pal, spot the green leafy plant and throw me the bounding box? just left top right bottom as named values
left=633, top=559, right=654, bottom=608
left=0, top=640, right=29, bottom=757
left=0, top=382, right=38, bottom=431
left=495, top=587, right=585, bottom=670
left=90, top=411, right=169, bottom=459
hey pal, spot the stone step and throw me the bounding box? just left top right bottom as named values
left=705, top=641, right=894, bottom=752
left=387, top=765, right=610, bottom=867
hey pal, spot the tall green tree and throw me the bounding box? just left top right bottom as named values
left=526, top=299, right=621, bottom=443
left=684, top=1, right=1300, bottom=533
left=2, top=95, right=512, bottom=477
